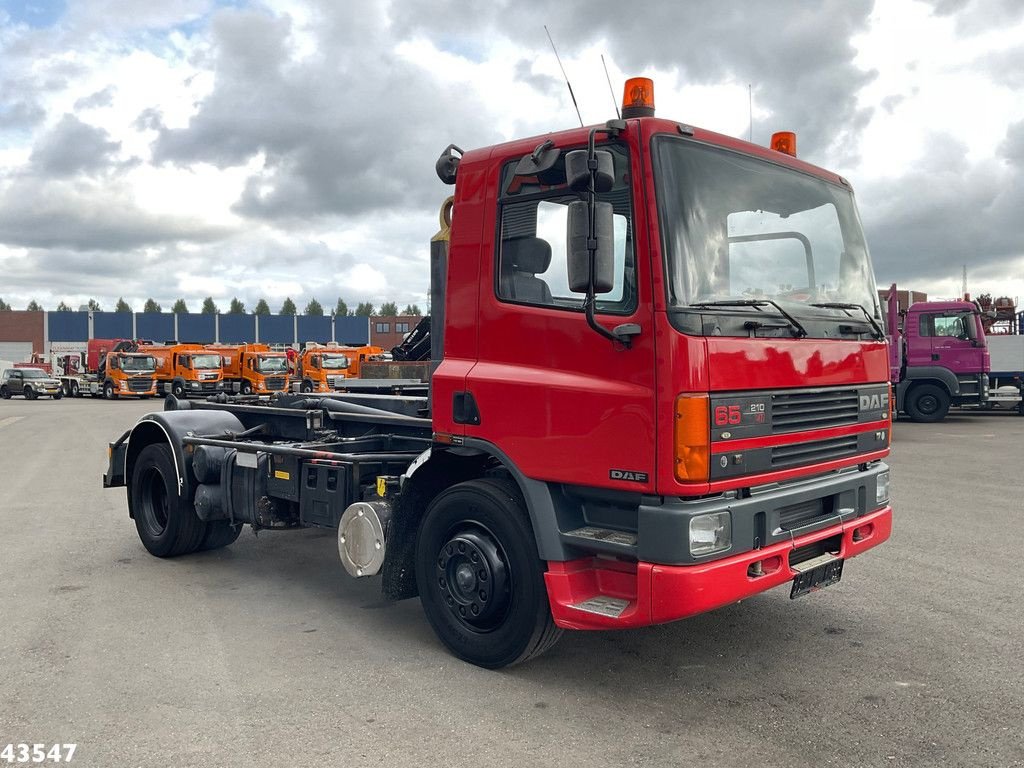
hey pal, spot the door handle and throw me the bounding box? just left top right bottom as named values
left=931, top=353, right=940, bottom=361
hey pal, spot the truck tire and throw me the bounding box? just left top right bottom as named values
left=241, top=381, right=253, bottom=395
left=905, top=384, right=950, bottom=422
left=415, top=478, right=562, bottom=668
left=300, top=380, right=313, bottom=393
left=198, top=520, right=243, bottom=551
left=131, top=443, right=207, bottom=557
left=71, top=381, right=80, bottom=397
left=24, top=386, right=37, bottom=400
left=103, top=381, right=117, bottom=400
left=172, top=380, right=186, bottom=399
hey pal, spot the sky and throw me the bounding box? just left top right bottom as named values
left=0, top=0, right=1022, bottom=313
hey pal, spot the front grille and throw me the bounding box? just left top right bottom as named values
left=128, top=378, right=153, bottom=392
left=778, top=497, right=835, bottom=531
left=772, top=389, right=859, bottom=433
left=771, top=435, right=858, bottom=468
left=265, top=376, right=287, bottom=391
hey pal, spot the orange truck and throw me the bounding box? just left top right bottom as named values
left=141, top=343, right=225, bottom=398
left=335, top=345, right=385, bottom=378
left=59, top=338, right=158, bottom=399
left=291, top=343, right=354, bottom=393
left=207, top=343, right=289, bottom=395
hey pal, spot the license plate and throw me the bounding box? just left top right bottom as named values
left=790, top=554, right=844, bottom=599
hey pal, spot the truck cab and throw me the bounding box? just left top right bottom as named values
left=293, top=343, right=351, bottom=392
left=144, top=344, right=224, bottom=398
left=209, top=343, right=289, bottom=395
left=104, top=352, right=158, bottom=398
left=888, top=286, right=989, bottom=421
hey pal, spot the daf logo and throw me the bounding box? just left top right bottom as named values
left=860, top=392, right=890, bottom=411
left=610, top=469, right=648, bottom=483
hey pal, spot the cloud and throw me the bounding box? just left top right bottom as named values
left=28, top=114, right=122, bottom=177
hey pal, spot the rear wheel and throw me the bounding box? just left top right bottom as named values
left=415, top=478, right=561, bottom=668
left=905, top=384, right=950, bottom=422
left=0, top=386, right=9, bottom=399
left=198, top=520, right=243, bottom=551
left=131, top=443, right=206, bottom=557
left=71, top=381, right=80, bottom=397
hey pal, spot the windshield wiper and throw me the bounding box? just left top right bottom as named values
left=811, top=302, right=885, bottom=340
left=689, top=299, right=808, bottom=338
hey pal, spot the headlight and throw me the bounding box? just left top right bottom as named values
left=689, top=511, right=731, bottom=557
left=191, top=381, right=200, bottom=389
left=119, top=381, right=128, bottom=390
left=876, top=470, right=890, bottom=505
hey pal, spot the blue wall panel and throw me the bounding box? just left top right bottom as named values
left=219, top=314, right=255, bottom=344
left=93, top=312, right=133, bottom=339
left=176, top=313, right=216, bottom=343
left=258, top=314, right=294, bottom=344
left=297, top=315, right=331, bottom=344
left=135, top=313, right=175, bottom=343
left=47, top=312, right=89, bottom=342
left=334, top=316, right=369, bottom=345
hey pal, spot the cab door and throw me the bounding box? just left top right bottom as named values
left=464, top=141, right=658, bottom=492
left=928, top=312, right=981, bottom=372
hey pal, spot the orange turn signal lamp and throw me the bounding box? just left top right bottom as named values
left=770, top=131, right=797, bottom=157
left=674, top=394, right=710, bottom=482
left=622, top=77, right=655, bottom=119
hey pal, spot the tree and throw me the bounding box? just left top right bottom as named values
left=334, top=298, right=349, bottom=317
left=304, top=298, right=324, bottom=316
left=143, top=298, right=162, bottom=313
left=228, top=297, right=246, bottom=314
left=115, top=297, right=132, bottom=313
left=378, top=302, right=398, bottom=316
left=172, top=299, right=188, bottom=313
left=27, top=300, right=42, bottom=311
left=87, top=298, right=102, bottom=311
left=403, top=304, right=422, bottom=316
left=56, top=301, right=73, bottom=311
left=253, top=298, right=271, bottom=315
left=201, top=297, right=219, bottom=315
left=279, top=297, right=297, bottom=315
left=0, top=298, right=10, bottom=311
left=354, top=302, right=374, bottom=317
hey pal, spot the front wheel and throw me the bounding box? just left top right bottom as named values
left=905, top=383, right=950, bottom=422
left=415, top=478, right=561, bottom=668
left=300, top=380, right=313, bottom=393
left=131, top=443, right=207, bottom=557
left=241, top=381, right=253, bottom=395
left=171, top=381, right=186, bottom=399
left=24, top=386, right=37, bottom=400
left=53, top=390, right=63, bottom=400
left=103, top=381, right=117, bottom=400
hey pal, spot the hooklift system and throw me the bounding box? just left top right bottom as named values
left=105, top=78, right=893, bottom=668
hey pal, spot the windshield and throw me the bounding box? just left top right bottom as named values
left=321, top=355, right=349, bottom=369
left=122, top=355, right=156, bottom=371
left=654, top=137, right=881, bottom=326
left=192, top=354, right=221, bottom=369
left=21, top=369, right=47, bottom=379
left=257, top=355, right=287, bottom=374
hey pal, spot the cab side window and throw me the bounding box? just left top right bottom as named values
left=496, top=145, right=636, bottom=314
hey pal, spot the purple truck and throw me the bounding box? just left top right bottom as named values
left=886, top=284, right=990, bottom=422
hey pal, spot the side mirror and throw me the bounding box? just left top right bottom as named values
left=565, top=149, right=614, bottom=193
left=567, top=200, right=614, bottom=294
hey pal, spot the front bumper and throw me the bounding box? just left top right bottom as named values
left=545, top=504, right=892, bottom=630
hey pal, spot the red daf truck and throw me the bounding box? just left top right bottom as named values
left=104, top=79, right=892, bottom=668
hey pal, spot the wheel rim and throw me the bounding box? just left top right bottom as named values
left=139, top=466, right=170, bottom=537
left=435, top=524, right=511, bottom=633
left=918, top=394, right=939, bottom=414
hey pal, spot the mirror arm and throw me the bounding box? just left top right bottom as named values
left=583, top=127, right=636, bottom=349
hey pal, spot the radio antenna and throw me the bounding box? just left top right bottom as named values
left=544, top=25, right=584, bottom=127
left=601, top=54, right=620, bottom=119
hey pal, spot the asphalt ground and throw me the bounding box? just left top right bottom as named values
left=1, top=397, right=1022, bottom=768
